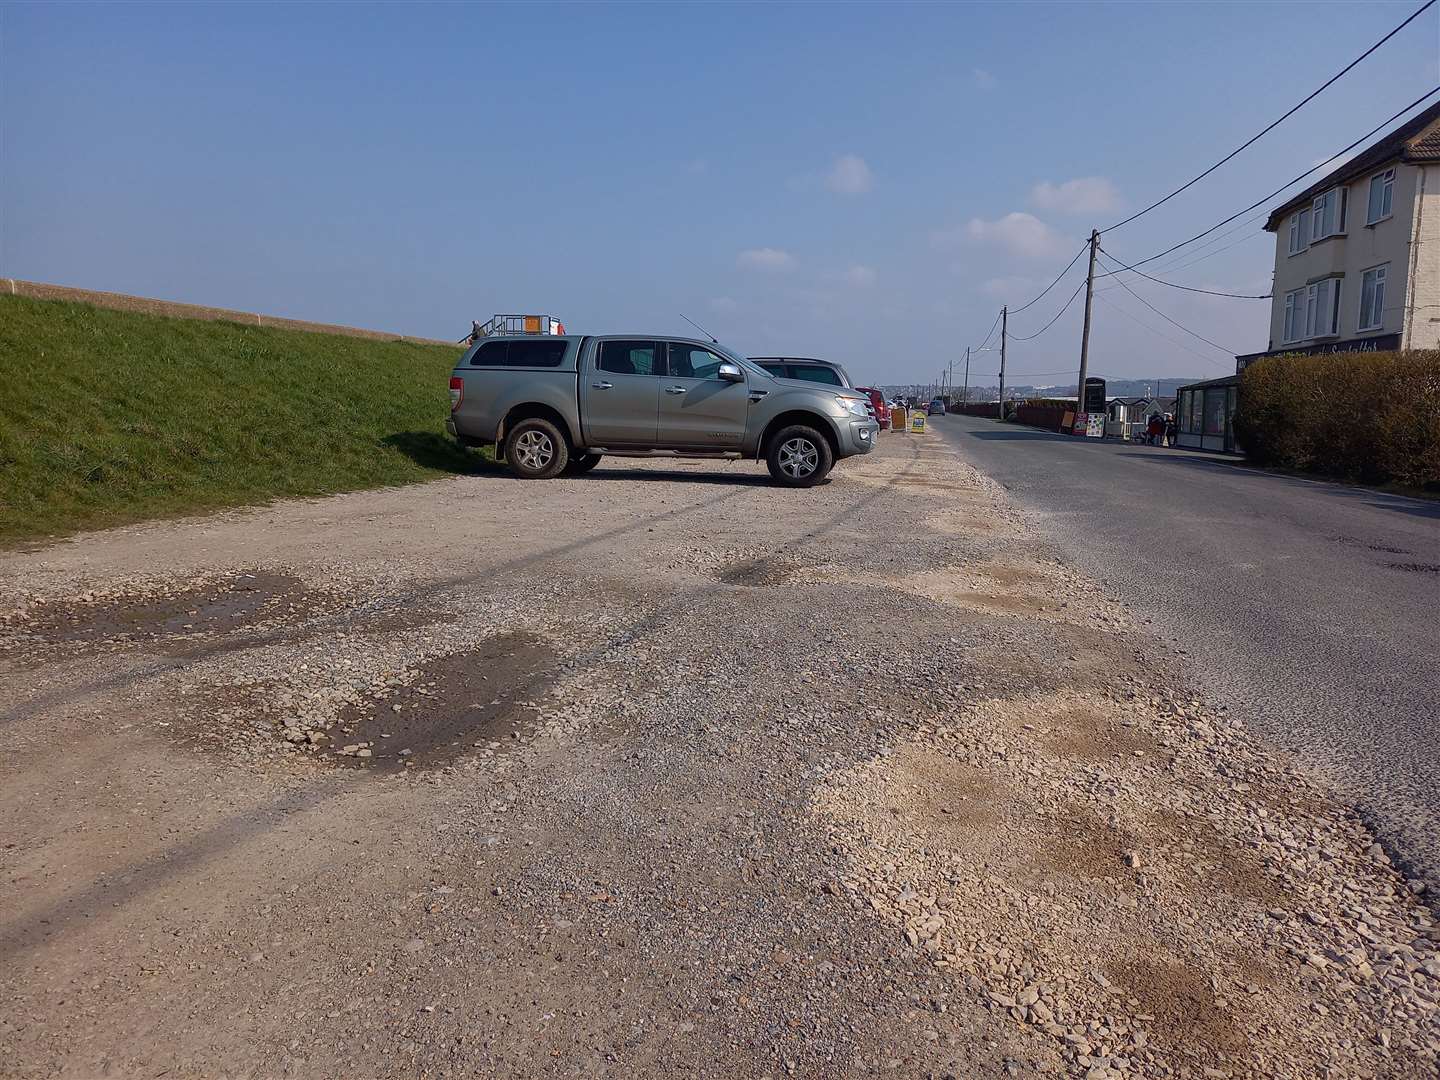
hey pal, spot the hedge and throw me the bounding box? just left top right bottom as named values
left=1234, top=350, right=1440, bottom=489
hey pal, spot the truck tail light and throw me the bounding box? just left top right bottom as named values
left=449, top=376, right=463, bottom=412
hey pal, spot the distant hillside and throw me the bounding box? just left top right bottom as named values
left=890, top=376, right=1209, bottom=401
left=0, top=295, right=476, bottom=545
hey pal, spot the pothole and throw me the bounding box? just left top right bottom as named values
left=327, top=632, right=556, bottom=771
left=0, top=572, right=327, bottom=652
left=717, top=558, right=799, bottom=587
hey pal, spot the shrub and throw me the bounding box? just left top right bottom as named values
left=1235, top=350, right=1440, bottom=489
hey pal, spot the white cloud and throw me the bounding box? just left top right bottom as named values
left=973, top=68, right=997, bottom=90
left=737, top=247, right=796, bottom=271
left=825, top=154, right=874, bottom=195
left=1030, top=177, right=1122, bottom=215
left=841, top=264, right=877, bottom=286
left=954, top=212, right=1068, bottom=261
left=709, top=296, right=737, bottom=312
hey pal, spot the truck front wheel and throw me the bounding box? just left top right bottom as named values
left=765, top=425, right=833, bottom=487
left=562, top=453, right=602, bottom=476
left=504, top=418, right=569, bottom=479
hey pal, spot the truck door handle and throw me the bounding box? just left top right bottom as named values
left=664, top=386, right=688, bottom=395
left=592, top=381, right=614, bottom=390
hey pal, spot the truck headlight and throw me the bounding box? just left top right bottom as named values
left=833, top=395, right=870, bottom=418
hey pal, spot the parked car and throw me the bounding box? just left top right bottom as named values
left=928, top=397, right=946, bottom=416
left=448, top=336, right=878, bottom=487
left=749, top=357, right=854, bottom=387
left=852, top=386, right=891, bottom=430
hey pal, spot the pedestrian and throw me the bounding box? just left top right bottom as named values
left=1146, top=413, right=1164, bottom=446
left=1163, top=413, right=1176, bottom=447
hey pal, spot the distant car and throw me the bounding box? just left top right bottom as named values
left=852, top=386, right=891, bottom=429
left=928, top=398, right=946, bottom=416
left=750, top=357, right=854, bottom=388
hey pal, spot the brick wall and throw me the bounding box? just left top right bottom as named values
left=1, top=279, right=456, bottom=347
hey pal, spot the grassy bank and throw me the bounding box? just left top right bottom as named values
left=0, top=295, right=485, bottom=545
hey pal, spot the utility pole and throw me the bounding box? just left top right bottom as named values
left=998, top=307, right=1008, bottom=419
left=1075, top=228, right=1100, bottom=431
left=962, top=346, right=971, bottom=406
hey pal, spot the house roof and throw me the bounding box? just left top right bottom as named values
left=1176, top=373, right=1240, bottom=391
left=1264, top=99, right=1440, bottom=231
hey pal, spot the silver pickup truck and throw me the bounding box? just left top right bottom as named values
left=446, top=335, right=878, bottom=486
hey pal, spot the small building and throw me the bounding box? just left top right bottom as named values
left=1105, top=396, right=1175, bottom=440
left=1174, top=375, right=1239, bottom=453
left=1239, top=99, right=1440, bottom=368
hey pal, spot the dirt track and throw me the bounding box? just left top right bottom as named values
left=2, top=438, right=1436, bottom=1079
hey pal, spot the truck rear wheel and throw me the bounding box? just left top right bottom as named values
left=504, top=418, right=569, bottom=479
left=765, top=425, right=833, bottom=487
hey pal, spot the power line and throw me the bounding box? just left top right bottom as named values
left=1160, top=226, right=1268, bottom=275
left=1009, top=279, right=1088, bottom=341
left=976, top=308, right=1003, bottom=350
left=1096, top=251, right=1240, bottom=354
left=1122, top=86, right=1440, bottom=270
left=1094, top=293, right=1231, bottom=370
left=1097, top=245, right=1271, bottom=299
left=1101, top=0, right=1437, bottom=234
left=1010, top=242, right=1089, bottom=314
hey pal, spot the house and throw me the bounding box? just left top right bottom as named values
left=1236, top=99, right=1440, bottom=368
left=1105, top=396, right=1175, bottom=440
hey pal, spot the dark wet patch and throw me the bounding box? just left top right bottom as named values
left=1389, top=561, right=1440, bottom=575
left=718, top=558, right=796, bottom=587
left=328, top=632, right=555, bottom=771
left=1, top=572, right=324, bottom=652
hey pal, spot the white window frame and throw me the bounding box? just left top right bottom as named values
left=1358, top=263, right=1388, bottom=331
left=1310, top=187, right=1346, bottom=242
left=1304, top=277, right=1341, bottom=338
left=1287, top=208, right=1310, bottom=255
left=1366, top=168, right=1395, bottom=226
left=1282, top=288, right=1304, bottom=343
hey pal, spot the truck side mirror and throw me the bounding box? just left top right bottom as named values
left=717, top=362, right=745, bottom=383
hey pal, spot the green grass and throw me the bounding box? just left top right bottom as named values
left=0, top=295, right=496, bottom=546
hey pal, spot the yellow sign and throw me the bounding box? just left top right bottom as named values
left=910, top=413, right=927, bottom=434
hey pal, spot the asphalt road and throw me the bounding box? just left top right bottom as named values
left=936, top=412, right=1440, bottom=890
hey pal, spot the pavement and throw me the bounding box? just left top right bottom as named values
left=936, top=412, right=1440, bottom=891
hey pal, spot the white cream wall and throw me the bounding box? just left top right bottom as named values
left=1267, top=163, right=1419, bottom=348
left=1403, top=164, right=1440, bottom=348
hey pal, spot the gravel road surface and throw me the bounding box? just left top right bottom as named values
left=935, top=413, right=1440, bottom=891
left=2, top=436, right=1437, bottom=1078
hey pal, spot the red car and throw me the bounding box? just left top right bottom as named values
left=852, top=386, right=891, bottom=430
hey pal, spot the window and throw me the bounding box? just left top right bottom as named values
left=755, top=361, right=788, bottom=378
left=1187, top=389, right=1204, bottom=434
left=505, top=339, right=567, bottom=367
left=788, top=365, right=843, bottom=386
left=666, top=343, right=726, bottom=380
left=1359, top=264, right=1388, bottom=331
left=598, top=340, right=659, bottom=376
left=469, top=340, right=567, bottom=367
left=1310, top=188, right=1346, bottom=241
left=1282, top=288, right=1304, bottom=343
left=1203, top=388, right=1228, bottom=437
left=1367, top=168, right=1395, bottom=224
left=1288, top=208, right=1310, bottom=255
left=469, top=341, right=507, bottom=366
left=1304, top=278, right=1341, bottom=338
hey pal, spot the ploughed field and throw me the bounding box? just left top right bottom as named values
left=1, top=437, right=1436, bottom=1079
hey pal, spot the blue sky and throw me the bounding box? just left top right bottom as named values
left=4, top=1, right=1438, bottom=385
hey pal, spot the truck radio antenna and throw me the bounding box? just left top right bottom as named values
left=679, top=313, right=718, bottom=343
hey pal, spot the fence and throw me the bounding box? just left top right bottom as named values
left=952, top=403, right=1001, bottom=418
left=1012, top=403, right=1070, bottom=432
left=1, top=278, right=455, bottom=346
